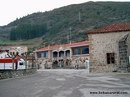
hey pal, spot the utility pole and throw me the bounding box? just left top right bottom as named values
left=79, top=11, right=81, bottom=22
left=67, top=31, right=69, bottom=43
left=67, top=27, right=72, bottom=44
left=69, top=27, right=72, bottom=44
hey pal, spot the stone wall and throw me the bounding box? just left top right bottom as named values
left=0, top=69, right=37, bottom=80
left=89, top=31, right=130, bottom=73
left=127, top=35, right=130, bottom=72
left=127, top=34, right=130, bottom=52
left=36, top=55, right=89, bottom=69
left=118, top=34, right=129, bottom=72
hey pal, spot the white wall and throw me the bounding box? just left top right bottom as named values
left=0, top=52, right=8, bottom=58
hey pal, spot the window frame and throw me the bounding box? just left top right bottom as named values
left=106, top=53, right=115, bottom=64
left=72, top=46, right=89, bottom=55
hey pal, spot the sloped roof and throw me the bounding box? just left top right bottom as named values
left=88, top=23, right=130, bottom=34
left=64, top=41, right=89, bottom=47
left=36, top=41, right=89, bottom=52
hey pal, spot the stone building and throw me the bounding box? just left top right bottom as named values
left=35, top=41, right=89, bottom=69
left=88, top=23, right=130, bottom=72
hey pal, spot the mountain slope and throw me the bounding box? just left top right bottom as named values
left=1, top=1, right=130, bottom=48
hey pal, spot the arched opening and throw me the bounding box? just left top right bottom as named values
left=53, top=51, right=58, bottom=58
left=59, top=51, right=64, bottom=58
left=65, top=50, right=70, bottom=57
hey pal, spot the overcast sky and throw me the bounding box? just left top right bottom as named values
left=0, top=0, right=130, bottom=26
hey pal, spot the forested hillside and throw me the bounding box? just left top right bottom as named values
left=10, top=24, right=47, bottom=40
left=0, top=1, right=130, bottom=48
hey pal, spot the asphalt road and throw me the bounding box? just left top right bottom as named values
left=0, top=69, right=130, bottom=97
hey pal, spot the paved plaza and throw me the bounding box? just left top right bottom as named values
left=0, top=69, right=130, bottom=97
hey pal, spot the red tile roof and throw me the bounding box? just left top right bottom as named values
left=36, top=41, right=89, bottom=52
left=88, top=23, right=130, bottom=34
left=64, top=41, right=89, bottom=47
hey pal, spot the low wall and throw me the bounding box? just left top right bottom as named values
left=0, top=69, right=37, bottom=80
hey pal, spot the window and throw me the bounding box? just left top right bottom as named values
left=107, top=53, right=115, bottom=64
left=41, top=51, right=48, bottom=58
left=37, top=52, right=41, bottom=58
left=65, top=50, right=70, bottom=57
left=73, top=48, right=80, bottom=55
left=19, top=62, right=23, bottom=65
left=59, top=51, right=64, bottom=57
left=72, top=46, right=89, bottom=55
left=53, top=52, right=58, bottom=58
left=82, top=47, right=89, bottom=54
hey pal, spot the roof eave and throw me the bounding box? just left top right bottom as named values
left=88, top=30, right=130, bottom=34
